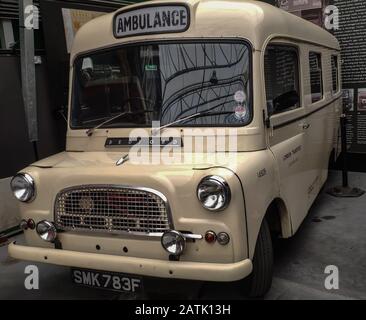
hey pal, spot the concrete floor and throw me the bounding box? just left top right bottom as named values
left=1, top=171, right=365, bottom=300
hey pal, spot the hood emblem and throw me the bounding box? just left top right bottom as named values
left=116, top=154, right=129, bottom=166
left=79, top=197, right=94, bottom=211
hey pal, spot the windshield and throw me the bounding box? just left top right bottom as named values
left=71, top=41, right=251, bottom=129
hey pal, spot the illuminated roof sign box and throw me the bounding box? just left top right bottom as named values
left=114, top=4, right=190, bottom=38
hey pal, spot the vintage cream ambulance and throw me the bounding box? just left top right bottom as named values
left=8, top=0, right=341, bottom=297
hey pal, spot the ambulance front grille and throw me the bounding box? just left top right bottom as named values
left=54, top=185, right=171, bottom=236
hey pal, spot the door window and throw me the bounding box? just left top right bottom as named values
left=265, top=45, right=300, bottom=115
left=309, top=52, right=323, bottom=103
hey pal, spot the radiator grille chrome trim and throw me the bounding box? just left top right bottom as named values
left=54, top=185, right=173, bottom=237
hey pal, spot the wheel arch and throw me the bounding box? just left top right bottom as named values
left=264, top=198, right=292, bottom=239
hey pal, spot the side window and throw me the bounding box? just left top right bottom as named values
left=265, top=45, right=300, bottom=115
left=331, top=55, right=339, bottom=93
left=309, top=52, right=323, bottom=103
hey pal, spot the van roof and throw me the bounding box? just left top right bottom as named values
left=71, top=0, right=340, bottom=61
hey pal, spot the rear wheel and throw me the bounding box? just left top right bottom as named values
left=244, top=219, right=273, bottom=298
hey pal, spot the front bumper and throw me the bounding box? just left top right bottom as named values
left=8, top=242, right=252, bottom=282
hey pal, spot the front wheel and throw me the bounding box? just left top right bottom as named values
left=243, top=219, right=273, bottom=298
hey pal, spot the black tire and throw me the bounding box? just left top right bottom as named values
left=245, top=219, right=273, bottom=298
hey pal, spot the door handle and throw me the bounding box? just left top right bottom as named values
left=301, top=123, right=310, bottom=130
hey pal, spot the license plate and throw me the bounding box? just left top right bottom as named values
left=71, top=268, right=142, bottom=293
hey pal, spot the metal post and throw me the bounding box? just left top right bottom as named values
left=327, top=114, right=365, bottom=198
left=340, top=114, right=349, bottom=188
left=19, top=0, right=39, bottom=159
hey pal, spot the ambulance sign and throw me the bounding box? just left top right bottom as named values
left=114, top=5, right=190, bottom=38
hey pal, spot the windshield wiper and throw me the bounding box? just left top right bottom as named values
left=87, top=109, right=232, bottom=137
left=86, top=110, right=154, bottom=136
left=152, top=110, right=232, bottom=136
left=86, top=111, right=127, bottom=136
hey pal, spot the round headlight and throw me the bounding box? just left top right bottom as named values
left=36, top=221, right=57, bottom=242
left=10, top=173, right=35, bottom=202
left=161, top=230, right=186, bottom=256
left=197, top=176, right=231, bottom=211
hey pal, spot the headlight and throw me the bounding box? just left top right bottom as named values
left=197, top=176, right=231, bottom=211
left=36, top=221, right=57, bottom=242
left=10, top=173, right=35, bottom=202
left=161, top=230, right=186, bottom=256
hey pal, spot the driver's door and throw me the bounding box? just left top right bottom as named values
left=265, top=44, right=310, bottom=234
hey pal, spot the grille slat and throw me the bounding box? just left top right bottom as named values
left=54, top=186, right=171, bottom=235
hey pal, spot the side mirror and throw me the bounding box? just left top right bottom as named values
left=273, top=90, right=300, bottom=113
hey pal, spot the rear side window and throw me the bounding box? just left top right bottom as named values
left=309, top=52, right=323, bottom=103
left=264, top=45, right=300, bottom=115
left=331, top=55, right=339, bottom=93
